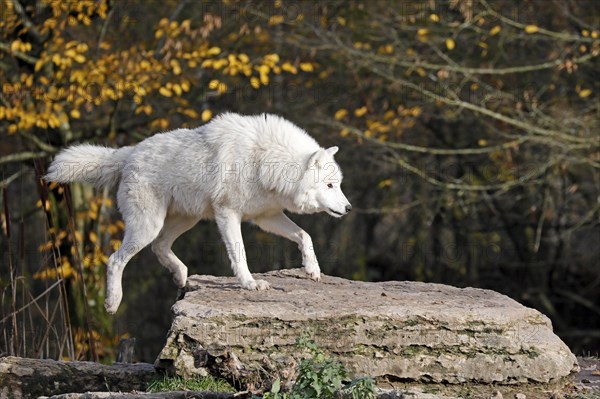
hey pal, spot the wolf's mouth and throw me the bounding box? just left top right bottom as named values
left=328, top=208, right=343, bottom=216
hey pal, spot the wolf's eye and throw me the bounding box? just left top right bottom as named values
left=327, top=183, right=333, bottom=188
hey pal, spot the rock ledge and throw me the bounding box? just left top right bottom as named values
left=155, top=270, right=578, bottom=387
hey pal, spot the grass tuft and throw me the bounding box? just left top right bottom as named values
left=146, top=374, right=236, bottom=393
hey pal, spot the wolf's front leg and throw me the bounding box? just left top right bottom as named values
left=215, top=208, right=271, bottom=290
left=253, top=212, right=321, bottom=281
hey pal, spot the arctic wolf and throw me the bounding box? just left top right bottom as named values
left=45, top=113, right=352, bottom=314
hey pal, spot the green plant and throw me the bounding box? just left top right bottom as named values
left=261, top=336, right=377, bottom=399
left=146, top=375, right=236, bottom=393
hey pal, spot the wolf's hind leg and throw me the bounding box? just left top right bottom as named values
left=105, top=219, right=164, bottom=314
left=105, top=189, right=166, bottom=314
left=152, top=214, right=199, bottom=287
left=253, top=212, right=321, bottom=281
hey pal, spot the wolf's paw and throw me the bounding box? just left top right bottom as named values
left=104, top=291, right=122, bottom=315
left=307, top=271, right=321, bottom=282
left=242, top=279, right=271, bottom=291
left=304, top=262, right=321, bottom=282
left=173, top=266, right=188, bottom=288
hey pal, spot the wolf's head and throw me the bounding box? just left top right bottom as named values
left=295, top=146, right=352, bottom=217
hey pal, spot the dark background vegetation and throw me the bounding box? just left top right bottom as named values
left=1, top=0, right=598, bottom=363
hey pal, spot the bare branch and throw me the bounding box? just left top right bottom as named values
left=11, top=0, right=44, bottom=43
left=0, top=169, right=24, bottom=189
left=18, top=131, right=57, bottom=153
left=0, top=151, right=47, bottom=165
left=389, top=152, right=558, bottom=192
left=481, top=0, right=597, bottom=43
left=320, top=119, right=528, bottom=155
left=0, top=41, right=38, bottom=65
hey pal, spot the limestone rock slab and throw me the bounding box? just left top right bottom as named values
left=155, top=270, right=578, bottom=387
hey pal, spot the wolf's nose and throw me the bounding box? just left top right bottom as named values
left=345, top=204, right=352, bottom=213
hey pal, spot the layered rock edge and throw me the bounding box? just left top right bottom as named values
left=155, top=270, right=578, bottom=387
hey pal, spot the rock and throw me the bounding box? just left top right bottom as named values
left=514, top=393, right=526, bottom=399
left=41, top=393, right=234, bottom=399
left=490, top=391, right=503, bottom=399
left=41, top=389, right=458, bottom=399
left=155, top=270, right=578, bottom=389
left=376, top=388, right=460, bottom=399
left=0, top=357, right=156, bottom=399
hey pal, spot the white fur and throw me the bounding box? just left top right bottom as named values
left=45, top=113, right=351, bottom=314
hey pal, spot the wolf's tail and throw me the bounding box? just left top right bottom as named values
left=45, top=144, right=135, bottom=189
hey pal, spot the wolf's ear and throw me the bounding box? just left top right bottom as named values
left=326, top=146, right=338, bottom=156
left=308, top=149, right=327, bottom=168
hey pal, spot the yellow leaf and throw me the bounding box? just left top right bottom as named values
left=478, top=139, right=488, bottom=146
left=217, top=82, right=228, bottom=94
left=417, top=28, right=429, bottom=36
left=170, top=59, right=181, bottom=75
left=208, top=79, right=220, bottom=90
left=35, top=59, right=44, bottom=72
left=299, top=62, right=314, bottom=72
left=354, top=106, right=367, bottom=117
left=238, top=53, right=250, bottom=63
left=155, top=29, right=163, bottom=39
left=446, top=38, right=455, bottom=50
left=490, top=25, right=501, bottom=36
left=268, top=15, right=284, bottom=25
left=263, top=53, right=280, bottom=64
left=89, top=232, right=97, bottom=243
left=260, top=73, right=269, bottom=85
left=207, top=46, right=221, bottom=56
left=340, top=128, right=350, bottom=137
left=579, top=89, right=592, bottom=98
left=524, top=25, right=539, bottom=34
left=250, top=76, right=260, bottom=89
left=334, top=109, right=348, bottom=120
left=159, top=87, right=172, bottom=97
left=8, top=124, right=18, bottom=134
left=153, top=118, right=169, bottom=129
left=70, top=109, right=80, bottom=119
left=201, top=109, right=212, bottom=122
left=173, top=84, right=182, bottom=96
left=430, top=14, right=439, bottom=22
left=378, top=178, right=393, bottom=188
left=73, top=54, right=86, bottom=63
left=10, top=40, right=21, bottom=52
left=379, top=44, right=393, bottom=54
left=181, top=80, right=190, bottom=92
left=281, top=62, right=297, bottom=74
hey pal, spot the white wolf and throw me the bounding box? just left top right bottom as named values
left=45, top=113, right=352, bottom=314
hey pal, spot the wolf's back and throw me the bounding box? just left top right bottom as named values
left=45, top=144, right=134, bottom=188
